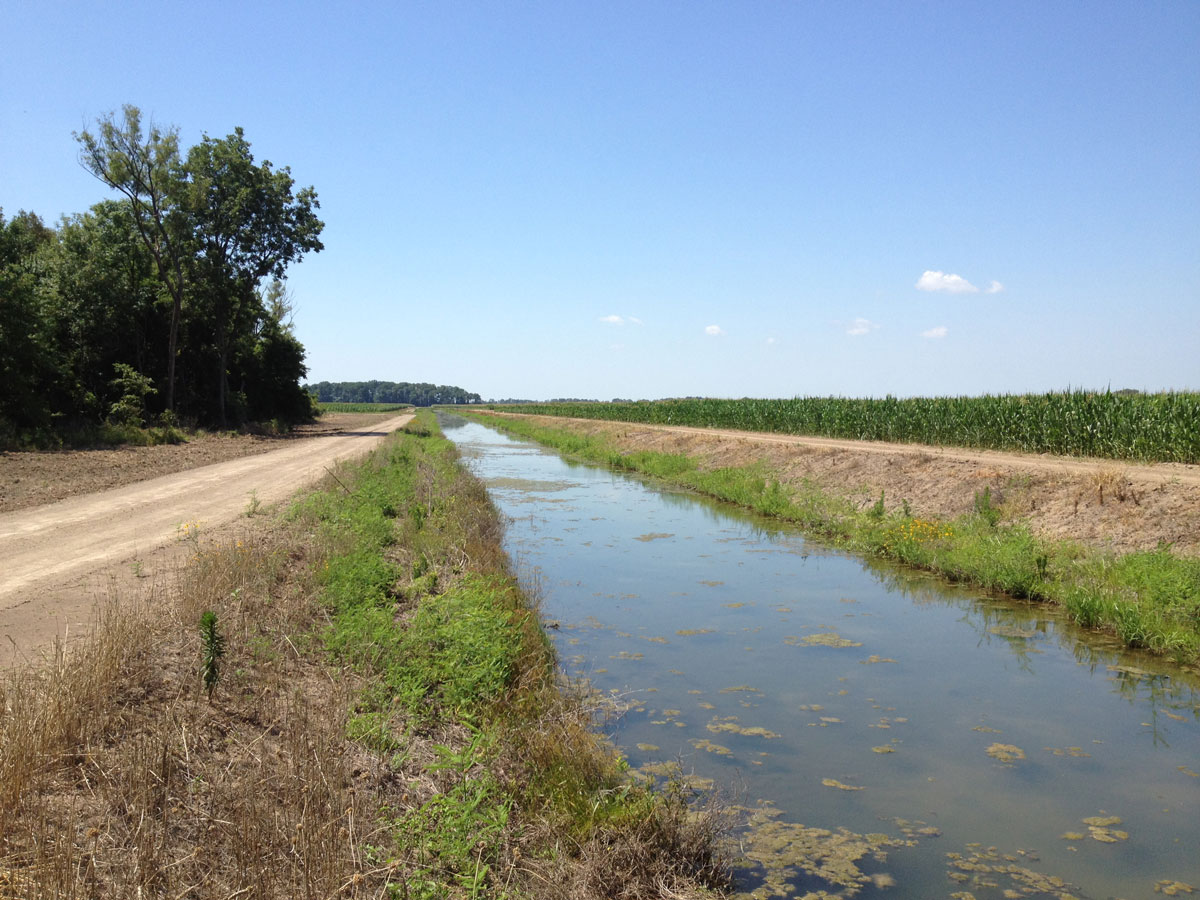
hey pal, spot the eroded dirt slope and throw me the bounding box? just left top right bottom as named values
left=480, top=412, right=1200, bottom=556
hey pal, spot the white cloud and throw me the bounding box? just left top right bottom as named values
left=599, top=314, right=644, bottom=325
left=705, top=324, right=724, bottom=336
left=985, top=281, right=1004, bottom=294
left=921, top=325, right=949, bottom=339
left=765, top=336, right=778, bottom=346
left=916, top=270, right=978, bottom=294
left=847, top=317, right=878, bottom=336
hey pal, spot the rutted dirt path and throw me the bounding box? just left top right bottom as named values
left=0, top=413, right=412, bottom=662
left=477, top=411, right=1200, bottom=555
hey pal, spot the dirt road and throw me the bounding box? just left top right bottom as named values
left=0, top=414, right=412, bottom=663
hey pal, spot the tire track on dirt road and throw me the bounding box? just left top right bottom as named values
left=0, top=414, right=412, bottom=662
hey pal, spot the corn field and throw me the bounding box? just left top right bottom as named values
left=489, top=392, right=1200, bottom=464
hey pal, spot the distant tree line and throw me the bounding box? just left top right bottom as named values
left=0, top=105, right=323, bottom=442
left=306, top=381, right=482, bottom=406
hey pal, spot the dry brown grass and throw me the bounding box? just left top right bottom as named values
left=0, top=526, right=386, bottom=899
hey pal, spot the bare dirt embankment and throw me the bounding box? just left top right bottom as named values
left=0, top=413, right=412, bottom=663
left=479, top=411, right=1200, bottom=556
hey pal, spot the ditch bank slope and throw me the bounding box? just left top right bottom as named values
left=478, top=411, right=1200, bottom=556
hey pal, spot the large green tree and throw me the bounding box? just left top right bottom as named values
left=180, top=128, right=323, bottom=426
left=75, top=106, right=189, bottom=413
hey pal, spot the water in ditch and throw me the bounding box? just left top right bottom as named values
left=440, top=413, right=1199, bottom=899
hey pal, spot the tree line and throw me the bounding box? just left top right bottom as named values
left=1, top=105, right=323, bottom=443
left=305, top=381, right=482, bottom=406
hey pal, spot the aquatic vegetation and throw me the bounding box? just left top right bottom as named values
left=821, top=778, right=865, bottom=791
left=1155, top=879, right=1197, bottom=895
left=706, top=717, right=781, bottom=739
left=636, top=743, right=660, bottom=752
left=871, top=746, right=896, bottom=754
left=945, top=846, right=1081, bottom=898
left=861, top=655, right=897, bottom=664
left=1045, top=746, right=1091, bottom=757
left=786, top=632, right=863, bottom=648
left=986, top=743, right=1026, bottom=762
left=691, top=739, right=734, bottom=756
left=720, top=684, right=763, bottom=694
left=676, top=628, right=716, bottom=636
left=733, top=802, right=905, bottom=898
left=1080, top=814, right=1128, bottom=842
left=634, top=532, right=674, bottom=541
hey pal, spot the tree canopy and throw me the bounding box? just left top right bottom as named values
left=305, top=381, right=482, bottom=406
left=0, top=106, right=324, bottom=443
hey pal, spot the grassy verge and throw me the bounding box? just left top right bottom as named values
left=0, top=410, right=728, bottom=898
left=463, top=411, right=1200, bottom=669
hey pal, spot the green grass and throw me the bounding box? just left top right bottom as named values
left=487, top=390, right=1200, bottom=464
left=293, top=410, right=729, bottom=898
left=316, top=401, right=411, bottom=413
left=465, top=411, right=1200, bottom=667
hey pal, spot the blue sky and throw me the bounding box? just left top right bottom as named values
left=4, top=1, right=1198, bottom=400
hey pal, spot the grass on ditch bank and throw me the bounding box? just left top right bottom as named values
left=465, top=411, right=1200, bottom=669
left=0, top=410, right=728, bottom=899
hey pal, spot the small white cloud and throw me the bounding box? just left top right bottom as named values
left=916, top=270, right=978, bottom=294
left=921, top=325, right=948, bottom=339
left=705, top=324, right=724, bottom=336
left=628, top=316, right=644, bottom=325
left=765, top=336, right=778, bottom=346
left=985, top=280, right=1004, bottom=294
left=599, top=314, right=625, bottom=325
left=847, top=317, right=878, bottom=336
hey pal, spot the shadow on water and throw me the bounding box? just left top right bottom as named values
left=440, top=413, right=1200, bottom=900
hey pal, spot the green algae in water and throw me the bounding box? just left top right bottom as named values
left=861, top=655, right=897, bottom=664
left=676, top=628, right=716, bottom=636
left=986, top=743, right=1026, bottom=763
left=706, top=716, right=782, bottom=739
left=822, top=778, right=865, bottom=791
left=636, top=742, right=660, bottom=752
left=732, top=802, right=907, bottom=899
left=691, top=738, right=734, bottom=756
left=635, top=532, right=674, bottom=541
left=1045, top=746, right=1091, bottom=757
left=872, top=746, right=896, bottom=754
left=720, top=684, right=763, bottom=694
left=945, top=845, right=1082, bottom=898
left=787, top=632, right=864, bottom=648
left=1155, top=879, right=1197, bottom=895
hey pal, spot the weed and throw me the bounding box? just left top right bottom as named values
left=974, top=486, right=1001, bottom=527
left=199, top=610, right=225, bottom=700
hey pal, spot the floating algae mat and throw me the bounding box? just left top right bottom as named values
left=442, top=414, right=1200, bottom=900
